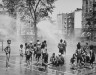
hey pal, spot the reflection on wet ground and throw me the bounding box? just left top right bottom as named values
left=0, top=56, right=73, bottom=75
left=0, top=55, right=96, bottom=75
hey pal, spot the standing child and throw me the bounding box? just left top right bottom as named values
left=25, top=43, right=27, bottom=63
left=4, top=46, right=10, bottom=68
left=42, top=49, right=48, bottom=70
left=26, top=45, right=31, bottom=68
left=29, top=43, right=33, bottom=62
left=50, top=53, right=56, bottom=66
left=89, top=45, right=95, bottom=68
left=36, top=40, right=41, bottom=64
left=58, top=39, right=64, bottom=55
left=4, top=40, right=11, bottom=68
left=33, top=44, right=37, bottom=60
left=19, top=44, right=23, bottom=64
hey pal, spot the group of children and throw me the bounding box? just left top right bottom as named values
left=19, top=40, right=48, bottom=69
left=70, top=42, right=95, bottom=69
left=50, top=52, right=65, bottom=67
left=4, top=39, right=65, bottom=70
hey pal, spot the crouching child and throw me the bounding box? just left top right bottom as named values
left=50, top=53, right=57, bottom=66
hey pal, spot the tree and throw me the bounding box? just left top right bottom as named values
left=2, top=0, right=57, bottom=43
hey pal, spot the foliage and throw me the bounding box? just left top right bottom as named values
left=2, top=0, right=57, bottom=24
left=2, top=0, right=20, bottom=18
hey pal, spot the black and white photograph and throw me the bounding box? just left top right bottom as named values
left=0, top=0, right=96, bottom=75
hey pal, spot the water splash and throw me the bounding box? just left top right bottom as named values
left=0, top=14, right=23, bottom=54
left=37, top=20, right=64, bottom=55
left=0, top=14, right=16, bottom=41
left=37, top=20, right=81, bottom=55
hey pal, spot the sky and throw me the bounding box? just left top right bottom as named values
left=52, top=0, right=82, bottom=20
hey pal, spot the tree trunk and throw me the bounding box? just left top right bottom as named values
left=34, top=22, right=37, bottom=44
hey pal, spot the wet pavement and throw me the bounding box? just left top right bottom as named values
left=0, top=55, right=96, bottom=75
left=0, top=55, right=75, bottom=75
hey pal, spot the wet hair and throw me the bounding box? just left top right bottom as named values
left=20, top=44, right=23, bottom=48
left=77, top=42, right=81, bottom=49
left=25, top=43, right=27, bottom=46
left=44, top=40, right=46, bottom=43
left=60, top=39, right=63, bottom=42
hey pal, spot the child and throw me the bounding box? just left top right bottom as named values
left=58, top=53, right=64, bottom=66
left=25, top=43, right=28, bottom=63
left=19, top=44, right=23, bottom=64
left=33, top=44, right=37, bottom=60
left=29, top=43, right=33, bottom=62
left=36, top=40, right=41, bottom=64
left=50, top=53, right=56, bottom=66
left=26, top=45, right=31, bottom=68
left=70, top=53, right=77, bottom=69
left=4, top=46, right=11, bottom=68
left=36, top=47, right=41, bottom=64
left=89, top=45, right=95, bottom=68
left=42, top=49, right=48, bottom=70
